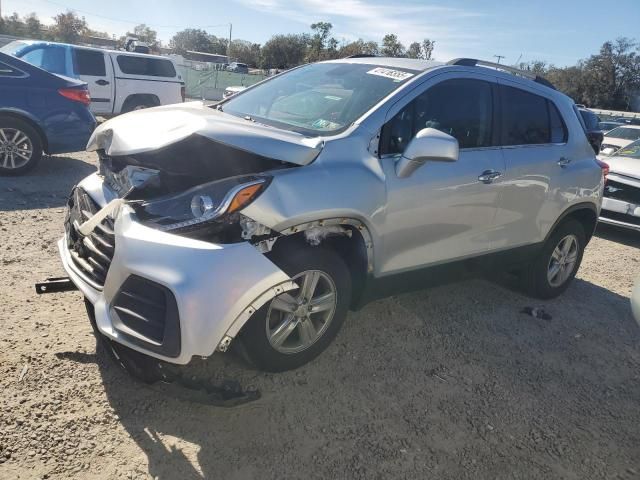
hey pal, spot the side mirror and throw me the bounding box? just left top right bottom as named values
left=395, top=128, right=459, bottom=178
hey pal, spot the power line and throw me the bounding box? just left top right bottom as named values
left=30, top=0, right=231, bottom=30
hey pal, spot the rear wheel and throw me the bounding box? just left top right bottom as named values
left=0, top=118, right=43, bottom=176
left=521, top=219, right=586, bottom=299
left=240, top=246, right=351, bottom=372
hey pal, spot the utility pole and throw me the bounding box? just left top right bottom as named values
left=227, top=23, right=232, bottom=60
left=494, top=54, right=505, bottom=64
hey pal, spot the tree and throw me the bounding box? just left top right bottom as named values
left=209, top=35, right=229, bottom=56
left=381, top=34, right=405, bottom=57
left=422, top=39, right=435, bottom=60
left=307, top=22, right=337, bottom=62
left=1, top=12, right=25, bottom=37
left=407, top=42, right=421, bottom=59
left=338, top=39, right=378, bottom=58
left=169, top=28, right=214, bottom=54
left=229, top=39, right=261, bottom=66
left=261, top=33, right=309, bottom=69
left=50, top=11, right=87, bottom=43
left=24, top=13, right=42, bottom=38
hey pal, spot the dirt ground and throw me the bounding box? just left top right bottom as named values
left=1, top=151, right=639, bottom=480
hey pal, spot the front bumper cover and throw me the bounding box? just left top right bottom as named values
left=58, top=174, right=295, bottom=365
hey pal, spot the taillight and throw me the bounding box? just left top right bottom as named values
left=58, top=87, right=91, bottom=106
left=180, top=85, right=186, bottom=102
left=595, top=159, right=609, bottom=182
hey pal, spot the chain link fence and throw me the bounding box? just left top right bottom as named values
left=176, top=60, right=267, bottom=101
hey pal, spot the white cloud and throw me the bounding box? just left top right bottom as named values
left=235, top=0, right=486, bottom=59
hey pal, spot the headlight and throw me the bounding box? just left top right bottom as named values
left=135, top=175, right=270, bottom=232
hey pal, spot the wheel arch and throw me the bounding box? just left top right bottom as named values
left=0, top=109, right=49, bottom=153
left=269, top=218, right=374, bottom=310
left=545, top=202, right=599, bottom=244
left=121, top=94, right=161, bottom=113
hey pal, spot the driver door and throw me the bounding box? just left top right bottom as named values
left=378, top=75, right=506, bottom=275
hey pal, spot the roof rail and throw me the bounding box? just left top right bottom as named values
left=447, top=58, right=556, bottom=90
left=346, top=54, right=378, bottom=58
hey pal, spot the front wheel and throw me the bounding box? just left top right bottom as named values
left=240, top=246, right=351, bottom=372
left=521, top=219, right=586, bottom=299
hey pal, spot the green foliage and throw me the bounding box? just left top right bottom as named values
left=50, top=11, right=88, bottom=43
left=260, top=33, right=309, bottom=69
left=381, top=34, right=405, bottom=57
left=338, top=39, right=379, bottom=58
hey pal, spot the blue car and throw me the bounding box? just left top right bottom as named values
left=0, top=52, right=96, bottom=175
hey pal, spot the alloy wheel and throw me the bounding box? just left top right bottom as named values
left=0, top=128, right=33, bottom=169
left=266, top=270, right=338, bottom=354
left=547, top=234, right=579, bottom=288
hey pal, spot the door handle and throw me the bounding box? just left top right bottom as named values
left=95, top=79, right=110, bottom=86
left=557, top=157, right=572, bottom=167
left=478, top=170, right=502, bottom=184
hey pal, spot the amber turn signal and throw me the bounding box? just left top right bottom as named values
left=228, top=184, right=263, bottom=213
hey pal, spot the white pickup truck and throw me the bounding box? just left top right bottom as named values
left=1, top=40, right=184, bottom=116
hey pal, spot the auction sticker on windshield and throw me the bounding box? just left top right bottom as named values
left=366, top=67, right=414, bottom=82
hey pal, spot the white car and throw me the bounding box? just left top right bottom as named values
left=599, top=140, right=640, bottom=231
left=223, top=85, right=247, bottom=98
left=1, top=40, right=184, bottom=116
left=600, top=125, right=640, bottom=155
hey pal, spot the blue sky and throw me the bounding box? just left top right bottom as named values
left=5, top=0, right=640, bottom=65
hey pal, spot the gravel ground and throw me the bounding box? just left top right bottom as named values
left=1, top=151, right=639, bottom=480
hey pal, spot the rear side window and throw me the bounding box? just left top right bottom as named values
left=381, top=78, right=494, bottom=154
left=116, top=56, right=176, bottom=77
left=500, top=86, right=552, bottom=145
left=21, top=46, right=66, bottom=75
left=0, top=61, right=23, bottom=77
left=74, top=49, right=106, bottom=76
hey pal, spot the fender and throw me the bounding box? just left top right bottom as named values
left=544, top=201, right=599, bottom=243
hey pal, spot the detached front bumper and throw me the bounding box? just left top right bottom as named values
left=58, top=174, right=293, bottom=365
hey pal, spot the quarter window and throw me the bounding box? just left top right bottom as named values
left=0, top=61, right=22, bottom=77
left=500, top=85, right=567, bottom=145
left=75, top=49, right=106, bottom=76
left=381, top=78, right=494, bottom=155
left=116, top=56, right=176, bottom=77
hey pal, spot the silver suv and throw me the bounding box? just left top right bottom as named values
left=58, top=57, right=605, bottom=373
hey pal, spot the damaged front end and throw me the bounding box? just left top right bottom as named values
left=56, top=104, right=331, bottom=371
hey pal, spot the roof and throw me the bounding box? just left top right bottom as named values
left=326, top=56, right=443, bottom=71
left=7, top=39, right=169, bottom=61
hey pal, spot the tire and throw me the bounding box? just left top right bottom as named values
left=0, top=117, right=43, bottom=176
left=121, top=96, right=159, bottom=114
left=240, top=245, right=352, bottom=372
left=521, top=219, right=586, bottom=299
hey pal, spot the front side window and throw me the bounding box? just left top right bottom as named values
left=381, top=78, right=494, bottom=155
left=75, top=49, right=106, bottom=76
left=222, top=62, right=419, bottom=135
left=117, top=56, right=176, bottom=77
left=20, top=46, right=66, bottom=75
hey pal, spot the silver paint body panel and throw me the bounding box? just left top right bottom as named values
left=60, top=59, right=603, bottom=364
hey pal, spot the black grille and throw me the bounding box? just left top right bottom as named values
left=604, top=179, right=640, bottom=205
left=65, top=188, right=115, bottom=288
left=111, top=275, right=181, bottom=357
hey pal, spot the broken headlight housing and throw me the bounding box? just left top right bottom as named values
left=134, top=175, right=270, bottom=233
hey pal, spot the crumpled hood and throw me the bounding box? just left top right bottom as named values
left=86, top=101, right=324, bottom=166
left=605, top=155, right=640, bottom=180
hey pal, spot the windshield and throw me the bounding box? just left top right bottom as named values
left=0, top=41, right=28, bottom=55
left=615, top=140, right=640, bottom=159
left=221, top=62, right=419, bottom=135
left=606, top=126, right=640, bottom=140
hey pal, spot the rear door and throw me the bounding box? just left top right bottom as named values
left=73, top=48, right=114, bottom=114
left=492, top=80, right=569, bottom=248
